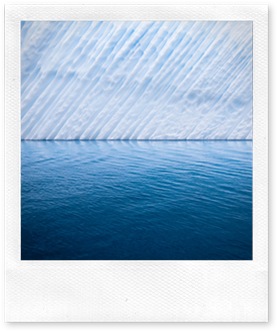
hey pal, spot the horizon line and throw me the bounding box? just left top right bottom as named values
left=21, top=139, right=253, bottom=142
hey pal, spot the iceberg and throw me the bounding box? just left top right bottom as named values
left=21, top=21, right=252, bottom=140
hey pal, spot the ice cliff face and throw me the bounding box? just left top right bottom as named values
left=21, top=21, right=252, bottom=140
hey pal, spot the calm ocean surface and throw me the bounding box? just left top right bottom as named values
left=21, top=141, right=252, bottom=260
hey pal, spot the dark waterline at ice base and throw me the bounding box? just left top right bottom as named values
left=21, top=140, right=252, bottom=260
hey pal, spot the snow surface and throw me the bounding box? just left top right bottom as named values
left=21, top=21, right=252, bottom=140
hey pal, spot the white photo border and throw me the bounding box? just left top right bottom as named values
left=5, top=5, right=268, bottom=322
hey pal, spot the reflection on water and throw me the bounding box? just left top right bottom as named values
left=21, top=140, right=252, bottom=260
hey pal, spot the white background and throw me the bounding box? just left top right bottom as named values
left=1, top=0, right=274, bottom=329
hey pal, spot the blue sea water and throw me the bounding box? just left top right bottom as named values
left=21, top=140, right=252, bottom=260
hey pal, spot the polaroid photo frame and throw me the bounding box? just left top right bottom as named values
left=5, top=5, right=268, bottom=322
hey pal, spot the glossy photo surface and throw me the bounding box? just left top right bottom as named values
left=21, top=21, right=253, bottom=260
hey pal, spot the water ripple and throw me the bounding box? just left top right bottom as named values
left=21, top=141, right=252, bottom=260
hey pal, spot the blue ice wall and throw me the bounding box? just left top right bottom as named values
left=21, top=21, right=252, bottom=140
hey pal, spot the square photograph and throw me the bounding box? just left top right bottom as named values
left=21, top=20, right=253, bottom=260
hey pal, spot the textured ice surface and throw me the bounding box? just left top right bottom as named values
left=21, top=21, right=252, bottom=140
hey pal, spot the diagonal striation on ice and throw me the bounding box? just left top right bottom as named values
left=21, top=21, right=253, bottom=140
